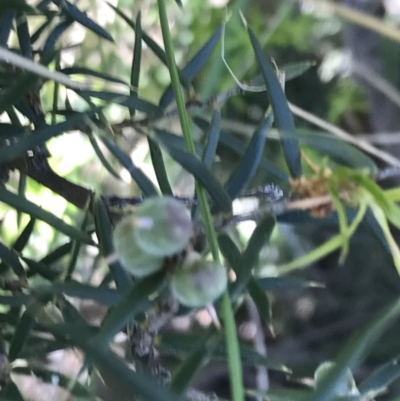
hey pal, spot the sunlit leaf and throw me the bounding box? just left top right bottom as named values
left=0, top=187, right=94, bottom=245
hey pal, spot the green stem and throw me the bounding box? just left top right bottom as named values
left=157, top=1, right=244, bottom=401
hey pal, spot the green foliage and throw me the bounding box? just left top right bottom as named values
left=0, top=1, right=400, bottom=401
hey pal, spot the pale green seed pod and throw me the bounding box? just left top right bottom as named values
left=171, top=252, right=227, bottom=307
left=134, top=196, right=193, bottom=257
left=113, top=215, right=164, bottom=277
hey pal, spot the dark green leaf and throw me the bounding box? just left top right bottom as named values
left=201, top=109, right=221, bottom=167
left=231, top=215, right=275, bottom=298
left=88, top=132, right=121, bottom=180
left=225, top=113, right=273, bottom=200
left=0, top=294, right=29, bottom=306
left=8, top=310, right=35, bottom=361
left=12, top=217, right=35, bottom=253
left=0, top=74, right=39, bottom=115
left=40, top=241, right=73, bottom=265
left=65, top=210, right=89, bottom=280
left=60, top=67, right=129, bottom=86
left=97, top=136, right=159, bottom=197
left=248, top=61, right=315, bottom=88
left=0, top=108, right=97, bottom=163
left=108, top=2, right=191, bottom=90
left=23, top=257, right=60, bottom=281
left=294, top=130, right=377, bottom=173
left=159, top=25, right=223, bottom=108
left=33, top=282, right=121, bottom=305
left=248, top=278, right=273, bottom=329
left=147, top=137, right=173, bottom=195
left=257, top=277, right=324, bottom=291
left=158, top=333, right=289, bottom=372
left=0, top=242, right=25, bottom=277
left=94, top=271, right=165, bottom=345
left=93, top=196, right=132, bottom=292
left=31, top=16, right=54, bottom=44
left=16, top=11, right=32, bottom=58
left=248, top=27, right=301, bottom=178
left=0, top=187, right=94, bottom=245
left=0, top=0, right=36, bottom=13
left=193, top=116, right=288, bottom=182
left=130, top=12, right=142, bottom=106
left=41, top=19, right=74, bottom=62
left=148, top=126, right=203, bottom=155
left=154, top=130, right=232, bottom=213
left=56, top=0, right=114, bottom=42
left=171, top=338, right=211, bottom=394
left=191, top=109, right=221, bottom=218
left=309, top=300, right=400, bottom=401
left=78, top=90, right=162, bottom=116
left=0, top=123, right=25, bottom=138
left=0, top=10, right=15, bottom=47
left=218, top=233, right=242, bottom=273
left=49, top=322, right=183, bottom=401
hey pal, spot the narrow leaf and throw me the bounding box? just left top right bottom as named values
left=16, top=11, right=32, bottom=58
left=0, top=9, right=15, bottom=47
left=130, top=12, right=142, bottom=104
left=0, top=187, right=94, bottom=245
left=108, top=2, right=192, bottom=90
left=147, top=137, right=173, bottom=195
left=257, top=277, right=324, bottom=291
left=0, top=242, right=25, bottom=277
left=154, top=130, right=232, bottom=213
left=94, top=271, right=164, bottom=345
left=225, top=113, right=273, bottom=200
left=93, top=196, right=132, bottom=292
left=202, top=109, right=221, bottom=167
left=12, top=217, right=35, bottom=253
left=193, top=116, right=288, bottom=182
left=78, top=90, right=162, bottom=116
left=248, top=278, right=273, bottom=331
left=99, top=136, right=159, bottom=197
left=33, top=282, right=121, bottom=305
left=0, top=108, right=97, bottom=163
left=231, top=215, right=275, bottom=299
left=159, top=25, right=223, bottom=108
left=8, top=311, right=35, bottom=361
left=248, top=27, right=301, bottom=178
left=56, top=0, right=114, bottom=42
left=60, top=67, right=129, bottom=86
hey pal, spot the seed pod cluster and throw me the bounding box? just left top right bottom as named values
left=113, top=197, right=193, bottom=277
left=113, top=196, right=227, bottom=307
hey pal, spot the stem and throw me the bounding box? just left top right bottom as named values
left=157, top=1, right=244, bottom=400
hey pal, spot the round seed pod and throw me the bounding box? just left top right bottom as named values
left=113, top=215, right=164, bottom=277
left=171, top=252, right=227, bottom=307
left=134, top=196, right=193, bottom=257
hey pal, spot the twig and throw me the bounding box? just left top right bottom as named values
left=0, top=47, right=89, bottom=90
left=289, top=102, right=400, bottom=167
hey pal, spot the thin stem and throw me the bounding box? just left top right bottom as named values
left=156, top=1, right=244, bottom=400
